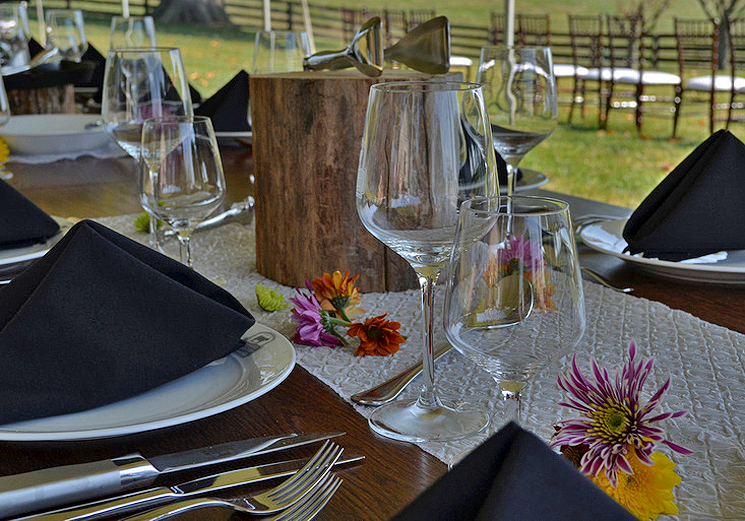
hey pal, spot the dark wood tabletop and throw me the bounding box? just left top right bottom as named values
left=3, top=147, right=745, bottom=520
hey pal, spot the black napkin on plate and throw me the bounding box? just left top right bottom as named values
left=76, top=42, right=106, bottom=90
left=0, top=219, right=255, bottom=425
left=623, top=130, right=745, bottom=261
left=195, top=70, right=250, bottom=132
left=0, top=178, right=60, bottom=248
left=392, top=422, right=635, bottom=521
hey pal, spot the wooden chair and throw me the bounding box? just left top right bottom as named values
left=489, top=12, right=506, bottom=45
left=672, top=18, right=745, bottom=137
left=720, top=17, right=745, bottom=127
left=516, top=14, right=551, bottom=45
left=566, top=14, right=604, bottom=125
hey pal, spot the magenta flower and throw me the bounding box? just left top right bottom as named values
left=551, top=341, right=692, bottom=487
left=289, top=281, right=342, bottom=347
left=496, top=234, right=544, bottom=275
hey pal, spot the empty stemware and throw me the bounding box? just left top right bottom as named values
left=45, top=9, right=88, bottom=62
left=139, top=115, right=226, bottom=268
left=444, top=196, right=585, bottom=425
left=110, top=15, right=157, bottom=49
left=356, top=80, right=498, bottom=442
left=0, top=2, right=30, bottom=70
left=251, top=30, right=310, bottom=74
left=477, top=46, right=558, bottom=195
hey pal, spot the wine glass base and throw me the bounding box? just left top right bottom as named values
left=368, top=396, right=490, bottom=443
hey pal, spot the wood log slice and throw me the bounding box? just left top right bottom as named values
left=251, top=69, right=459, bottom=292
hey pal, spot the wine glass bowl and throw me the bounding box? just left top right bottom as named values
left=45, top=9, right=88, bottom=62
left=139, top=115, right=226, bottom=268
left=477, top=46, right=558, bottom=195
left=444, top=196, right=585, bottom=423
left=356, top=80, right=498, bottom=442
left=110, top=15, right=157, bottom=49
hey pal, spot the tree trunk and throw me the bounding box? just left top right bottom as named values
left=153, top=0, right=232, bottom=26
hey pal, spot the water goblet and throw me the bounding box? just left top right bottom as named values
left=0, top=2, right=30, bottom=69
left=101, top=47, right=193, bottom=250
left=139, top=115, right=226, bottom=268
left=45, top=9, right=88, bottom=62
left=356, top=81, right=499, bottom=442
left=251, top=30, right=309, bottom=74
left=110, top=15, right=157, bottom=49
left=477, top=46, right=558, bottom=195
left=444, top=196, right=585, bottom=425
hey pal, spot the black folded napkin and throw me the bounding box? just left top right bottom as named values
left=76, top=42, right=106, bottom=90
left=393, top=422, right=635, bottom=520
left=195, top=70, right=250, bottom=132
left=0, top=220, right=255, bottom=425
left=0, top=179, right=60, bottom=248
left=623, top=130, right=745, bottom=261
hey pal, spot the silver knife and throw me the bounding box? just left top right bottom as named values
left=0, top=432, right=343, bottom=519
left=21, top=452, right=363, bottom=520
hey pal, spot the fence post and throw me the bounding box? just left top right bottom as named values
left=287, top=2, right=293, bottom=30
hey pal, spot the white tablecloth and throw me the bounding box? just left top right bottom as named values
left=100, top=214, right=745, bottom=520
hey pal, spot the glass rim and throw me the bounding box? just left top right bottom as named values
left=142, top=115, right=213, bottom=128
left=370, top=81, right=483, bottom=93
left=461, top=195, right=569, bottom=217
left=107, top=46, right=181, bottom=54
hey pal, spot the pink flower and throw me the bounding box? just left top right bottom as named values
left=289, top=281, right=342, bottom=347
left=496, top=234, right=544, bottom=275
left=551, top=341, right=692, bottom=487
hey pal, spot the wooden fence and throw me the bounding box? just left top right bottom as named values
left=41, top=0, right=681, bottom=69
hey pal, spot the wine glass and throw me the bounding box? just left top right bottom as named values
left=0, top=2, right=30, bottom=69
left=139, top=115, right=226, bottom=268
left=444, top=195, right=585, bottom=425
left=45, top=9, right=88, bottom=62
left=110, top=15, right=157, bottom=48
left=356, top=81, right=499, bottom=442
left=101, top=47, right=193, bottom=250
left=251, top=30, right=309, bottom=74
left=477, top=46, right=558, bottom=196
left=0, top=73, right=10, bottom=180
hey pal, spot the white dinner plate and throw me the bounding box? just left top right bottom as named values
left=506, top=169, right=549, bottom=192
left=579, top=218, right=745, bottom=284
left=0, top=323, right=296, bottom=441
left=0, top=216, right=73, bottom=267
left=1, top=114, right=111, bottom=155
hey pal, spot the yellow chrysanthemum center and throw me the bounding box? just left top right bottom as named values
left=591, top=401, right=632, bottom=442
left=592, top=446, right=681, bottom=520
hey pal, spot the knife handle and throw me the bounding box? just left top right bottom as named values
left=0, top=454, right=159, bottom=519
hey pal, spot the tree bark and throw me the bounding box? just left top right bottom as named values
left=153, top=0, right=232, bottom=26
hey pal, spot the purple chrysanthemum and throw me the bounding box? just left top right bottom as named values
left=551, top=341, right=692, bottom=487
left=289, top=281, right=342, bottom=347
left=496, top=234, right=544, bottom=275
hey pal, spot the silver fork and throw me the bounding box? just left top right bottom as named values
left=123, top=473, right=343, bottom=521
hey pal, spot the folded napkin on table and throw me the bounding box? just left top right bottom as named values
left=195, top=70, right=250, bottom=132
left=0, top=178, right=60, bottom=248
left=392, top=422, right=635, bottom=520
left=623, top=129, right=745, bottom=261
left=0, top=219, right=255, bottom=425
left=77, top=42, right=106, bottom=90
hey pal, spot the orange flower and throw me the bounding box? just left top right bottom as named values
left=311, top=270, right=363, bottom=320
left=348, top=314, right=405, bottom=356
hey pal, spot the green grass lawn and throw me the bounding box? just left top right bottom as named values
left=24, top=1, right=741, bottom=209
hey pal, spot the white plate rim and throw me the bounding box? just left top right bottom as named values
left=0, top=216, right=73, bottom=266
left=504, top=169, right=549, bottom=192
left=1, top=114, right=102, bottom=137
left=579, top=218, right=745, bottom=283
left=0, top=323, right=296, bottom=441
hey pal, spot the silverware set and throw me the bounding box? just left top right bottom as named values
left=6, top=433, right=357, bottom=521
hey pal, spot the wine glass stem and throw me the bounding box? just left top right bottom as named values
left=505, top=161, right=520, bottom=197
left=501, top=388, right=522, bottom=423
left=416, top=272, right=440, bottom=409
left=176, top=232, right=193, bottom=268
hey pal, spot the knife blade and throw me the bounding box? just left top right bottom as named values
left=0, top=432, right=343, bottom=519
left=21, top=452, right=364, bottom=521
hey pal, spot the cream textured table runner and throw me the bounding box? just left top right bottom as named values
left=101, top=215, right=744, bottom=520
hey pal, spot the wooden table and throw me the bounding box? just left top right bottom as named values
left=3, top=148, right=745, bottom=519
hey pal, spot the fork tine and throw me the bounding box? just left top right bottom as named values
left=268, top=442, right=343, bottom=506
left=267, top=474, right=343, bottom=521
left=265, top=440, right=335, bottom=498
